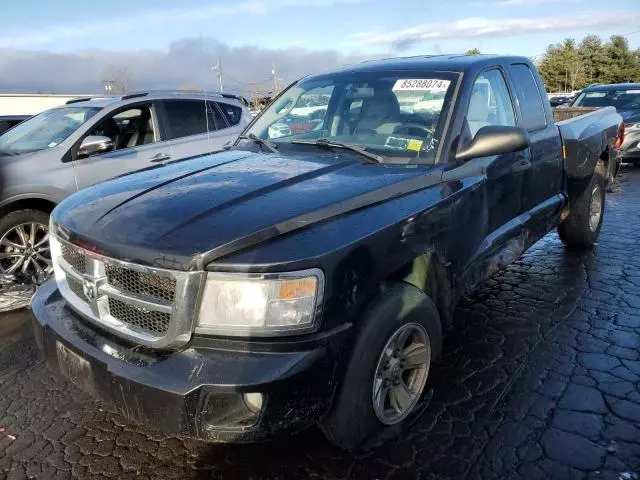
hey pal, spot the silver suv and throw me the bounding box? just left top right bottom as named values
left=0, top=91, right=250, bottom=281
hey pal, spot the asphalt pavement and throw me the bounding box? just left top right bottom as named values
left=1, top=169, right=639, bottom=480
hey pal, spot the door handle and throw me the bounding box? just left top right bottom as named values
left=150, top=153, right=171, bottom=163
left=511, top=159, right=531, bottom=173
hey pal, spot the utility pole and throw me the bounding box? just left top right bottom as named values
left=213, top=58, right=223, bottom=93
left=272, top=62, right=279, bottom=95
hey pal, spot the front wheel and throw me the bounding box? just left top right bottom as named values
left=558, top=161, right=606, bottom=249
left=0, top=209, right=52, bottom=282
left=320, top=284, right=442, bottom=451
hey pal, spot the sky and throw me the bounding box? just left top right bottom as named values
left=1, top=0, right=639, bottom=94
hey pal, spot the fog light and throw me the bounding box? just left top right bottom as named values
left=243, top=392, right=264, bottom=413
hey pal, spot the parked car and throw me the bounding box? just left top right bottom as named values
left=549, top=95, right=574, bottom=107
left=32, top=55, right=623, bottom=450
left=571, top=83, right=640, bottom=162
left=0, top=115, right=30, bottom=135
left=0, top=91, right=250, bottom=281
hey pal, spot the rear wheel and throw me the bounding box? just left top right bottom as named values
left=558, top=161, right=606, bottom=249
left=0, top=210, right=52, bottom=282
left=320, top=283, right=442, bottom=451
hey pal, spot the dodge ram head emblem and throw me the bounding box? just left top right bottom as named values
left=82, top=278, right=98, bottom=302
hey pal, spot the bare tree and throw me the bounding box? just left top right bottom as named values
left=101, top=66, right=133, bottom=95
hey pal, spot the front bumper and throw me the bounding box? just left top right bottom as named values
left=31, top=280, right=349, bottom=442
left=620, top=129, right=640, bottom=161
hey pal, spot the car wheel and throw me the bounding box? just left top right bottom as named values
left=558, top=160, right=606, bottom=249
left=320, top=283, right=442, bottom=451
left=0, top=209, right=52, bottom=283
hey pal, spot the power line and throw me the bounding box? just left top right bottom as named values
left=224, top=74, right=273, bottom=86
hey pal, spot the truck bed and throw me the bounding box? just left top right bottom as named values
left=552, top=107, right=599, bottom=123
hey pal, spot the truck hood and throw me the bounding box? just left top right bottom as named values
left=619, top=109, right=640, bottom=125
left=53, top=149, right=442, bottom=269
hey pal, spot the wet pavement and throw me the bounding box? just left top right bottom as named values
left=1, top=169, right=640, bottom=480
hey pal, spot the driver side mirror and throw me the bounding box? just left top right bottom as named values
left=455, top=126, right=529, bottom=163
left=77, top=135, right=114, bottom=159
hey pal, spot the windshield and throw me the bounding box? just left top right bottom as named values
left=573, top=88, right=640, bottom=110
left=0, top=106, right=101, bottom=154
left=244, top=70, right=459, bottom=164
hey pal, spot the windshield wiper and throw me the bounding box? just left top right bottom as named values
left=237, top=133, right=278, bottom=153
left=290, top=138, right=384, bottom=164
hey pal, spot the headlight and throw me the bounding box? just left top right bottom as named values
left=196, top=269, right=324, bottom=336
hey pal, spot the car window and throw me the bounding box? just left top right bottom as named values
left=0, top=106, right=101, bottom=155
left=163, top=100, right=214, bottom=139
left=509, top=64, right=547, bottom=131
left=266, top=86, right=333, bottom=139
left=88, top=105, right=156, bottom=151
left=573, top=89, right=640, bottom=110
left=245, top=71, right=459, bottom=164
left=216, top=102, right=242, bottom=127
left=206, top=101, right=227, bottom=130
left=464, top=69, right=516, bottom=138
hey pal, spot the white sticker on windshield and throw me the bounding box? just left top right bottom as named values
left=393, top=79, right=451, bottom=91
left=48, top=142, right=58, bottom=148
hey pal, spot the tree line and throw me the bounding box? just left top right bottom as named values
left=537, top=35, right=640, bottom=92
left=467, top=35, right=640, bottom=93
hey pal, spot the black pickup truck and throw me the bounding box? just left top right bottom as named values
left=32, top=55, right=623, bottom=450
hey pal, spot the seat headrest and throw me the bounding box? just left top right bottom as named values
left=467, top=90, right=490, bottom=122
left=101, top=118, right=120, bottom=138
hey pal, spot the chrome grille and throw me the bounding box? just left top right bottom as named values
left=61, top=244, right=86, bottom=274
left=105, top=264, right=175, bottom=303
left=107, top=298, right=171, bottom=335
left=51, top=234, right=203, bottom=349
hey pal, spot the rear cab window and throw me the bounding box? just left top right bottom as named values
left=509, top=64, right=547, bottom=131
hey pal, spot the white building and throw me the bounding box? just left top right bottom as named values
left=0, top=93, right=97, bottom=116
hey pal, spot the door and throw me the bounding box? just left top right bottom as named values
left=460, top=68, right=526, bottom=234
left=71, top=103, right=169, bottom=189
left=508, top=63, right=563, bottom=216
left=159, top=99, right=241, bottom=162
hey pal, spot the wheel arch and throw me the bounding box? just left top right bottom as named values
left=0, top=196, right=57, bottom=218
left=386, top=251, right=456, bottom=333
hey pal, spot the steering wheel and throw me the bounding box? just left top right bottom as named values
left=393, top=123, right=434, bottom=140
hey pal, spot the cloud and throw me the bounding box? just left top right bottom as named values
left=0, top=0, right=364, bottom=48
left=350, top=11, right=640, bottom=51
left=495, top=0, right=580, bottom=5
left=0, top=37, right=376, bottom=94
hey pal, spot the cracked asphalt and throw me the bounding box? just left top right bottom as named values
left=1, top=169, right=640, bottom=480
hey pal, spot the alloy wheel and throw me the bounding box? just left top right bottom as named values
left=0, top=222, right=52, bottom=281
left=589, top=184, right=603, bottom=233
left=372, top=322, right=431, bottom=425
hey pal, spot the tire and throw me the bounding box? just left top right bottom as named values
left=320, top=283, right=442, bottom=451
left=558, top=160, right=606, bottom=249
left=0, top=209, right=51, bottom=282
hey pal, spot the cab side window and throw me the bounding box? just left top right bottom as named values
left=466, top=70, right=516, bottom=137
left=88, top=105, right=156, bottom=151
left=457, top=69, right=516, bottom=153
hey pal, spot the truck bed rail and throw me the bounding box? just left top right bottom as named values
left=552, top=107, right=599, bottom=122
